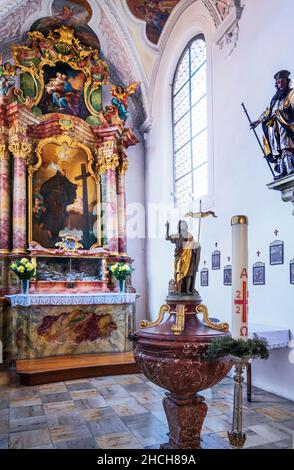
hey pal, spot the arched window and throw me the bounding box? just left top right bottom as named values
left=172, top=35, right=208, bottom=207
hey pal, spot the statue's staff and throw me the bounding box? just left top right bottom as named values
left=241, top=102, right=275, bottom=178
left=185, top=200, right=217, bottom=243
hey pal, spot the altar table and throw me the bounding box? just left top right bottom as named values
left=5, top=293, right=139, bottom=361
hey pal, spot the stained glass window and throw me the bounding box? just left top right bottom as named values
left=172, top=36, right=208, bottom=207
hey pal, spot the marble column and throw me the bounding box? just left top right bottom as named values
left=0, top=143, right=10, bottom=254
left=117, top=156, right=128, bottom=255
left=97, top=141, right=119, bottom=254
left=9, top=142, right=31, bottom=255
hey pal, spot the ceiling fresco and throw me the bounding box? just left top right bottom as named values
left=30, top=0, right=100, bottom=50
left=127, top=0, right=236, bottom=44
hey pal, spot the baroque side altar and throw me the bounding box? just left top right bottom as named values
left=0, top=26, right=139, bottom=364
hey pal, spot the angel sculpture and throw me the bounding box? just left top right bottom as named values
left=0, top=55, right=17, bottom=98
left=111, top=81, right=140, bottom=122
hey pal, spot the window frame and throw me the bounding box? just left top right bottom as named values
left=172, top=34, right=208, bottom=208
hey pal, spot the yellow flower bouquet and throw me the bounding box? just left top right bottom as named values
left=10, top=258, right=37, bottom=281
left=109, top=262, right=134, bottom=293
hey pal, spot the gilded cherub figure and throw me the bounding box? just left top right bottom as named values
left=111, top=82, right=140, bottom=121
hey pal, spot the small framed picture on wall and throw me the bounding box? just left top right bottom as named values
left=212, top=250, right=221, bottom=270
left=200, top=268, right=209, bottom=287
left=223, top=265, right=232, bottom=286
left=253, top=262, right=265, bottom=285
left=269, top=240, right=284, bottom=265
left=290, top=259, right=294, bottom=284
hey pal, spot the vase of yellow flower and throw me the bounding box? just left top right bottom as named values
left=10, top=258, right=37, bottom=295
left=109, top=262, right=134, bottom=293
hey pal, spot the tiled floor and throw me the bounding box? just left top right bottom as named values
left=0, top=369, right=293, bottom=449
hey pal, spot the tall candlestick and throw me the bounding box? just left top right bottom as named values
left=231, top=216, right=249, bottom=340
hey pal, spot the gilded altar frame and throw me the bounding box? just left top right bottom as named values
left=28, top=134, right=102, bottom=251
left=12, top=26, right=109, bottom=118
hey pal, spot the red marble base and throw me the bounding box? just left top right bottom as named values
left=161, top=393, right=207, bottom=449
left=134, top=296, right=232, bottom=449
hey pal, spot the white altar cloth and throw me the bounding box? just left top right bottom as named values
left=249, top=323, right=290, bottom=349
left=7, top=293, right=139, bottom=307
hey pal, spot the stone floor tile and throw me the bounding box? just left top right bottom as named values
left=98, top=384, right=130, bottom=399
left=10, top=405, right=44, bottom=420
left=66, top=382, right=95, bottom=392
left=0, top=434, right=8, bottom=449
left=80, top=406, right=116, bottom=422
left=204, top=416, right=230, bottom=433
left=115, top=375, right=144, bottom=385
left=54, top=437, right=100, bottom=449
left=50, top=425, right=92, bottom=443
left=41, top=392, right=72, bottom=404
left=70, top=389, right=102, bottom=400
left=96, top=431, right=142, bottom=449
left=142, top=401, right=163, bottom=412
left=0, top=398, right=9, bottom=410
left=39, top=383, right=67, bottom=395
left=46, top=412, right=85, bottom=429
left=90, top=377, right=118, bottom=388
left=74, top=396, right=107, bottom=410
left=43, top=401, right=77, bottom=415
left=122, top=383, right=156, bottom=393
left=0, top=409, right=9, bottom=418
left=122, top=413, right=168, bottom=447
left=107, top=397, right=149, bottom=417
left=129, top=389, right=164, bottom=405
left=87, top=416, right=128, bottom=437
left=254, top=405, right=294, bottom=422
left=9, top=415, right=48, bottom=433
left=9, top=428, right=52, bottom=449
left=10, top=397, right=42, bottom=408
left=249, top=423, right=291, bottom=442
left=0, top=419, right=8, bottom=434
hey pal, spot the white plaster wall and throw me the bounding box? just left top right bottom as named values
left=125, top=138, right=146, bottom=326
left=146, top=0, right=294, bottom=400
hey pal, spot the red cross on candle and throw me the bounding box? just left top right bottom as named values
left=234, top=278, right=248, bottom=323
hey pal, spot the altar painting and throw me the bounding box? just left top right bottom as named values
left=31, top=142, right=98, bottom=250
left=39, top=63, right=89, bottom=119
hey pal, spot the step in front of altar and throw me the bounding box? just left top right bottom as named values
left=16, top=352, right=139, bottom=385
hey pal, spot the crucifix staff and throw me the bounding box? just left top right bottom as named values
left=75, top=163, right=91, bottom=247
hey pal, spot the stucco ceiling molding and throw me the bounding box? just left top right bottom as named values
left=0, top=0, right=43, bottom=57
left=98, top=0, right=151, bottom=132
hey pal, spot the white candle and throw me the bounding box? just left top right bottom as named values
left=231, top=216, right=249, bottom=340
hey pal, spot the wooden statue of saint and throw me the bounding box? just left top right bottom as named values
left=166, top=220, right=201, bottom=295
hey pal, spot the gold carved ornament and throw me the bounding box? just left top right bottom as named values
left=8, top=142, right=32, bottom=160
left=171, top=304, right=186, bottom=335
left=140, top=304, right=186, bottom=336
left=195, top=304, right=229, bottom=331
left=12, top=26, right=109, bottom=118
left=118, top=158, right=129, bottom=175
left=27, top=134, right=102, bottom=248
left=140, top=304, right=171, bottom=329
left=95, top=145, right=120, bottom=174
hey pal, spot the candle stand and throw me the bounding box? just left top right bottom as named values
left=228, top=356, right=248, bottom=449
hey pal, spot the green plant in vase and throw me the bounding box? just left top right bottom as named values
left=10, top=258, right=37, bottom=295
left=109, top=262, right=134, bottom=293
